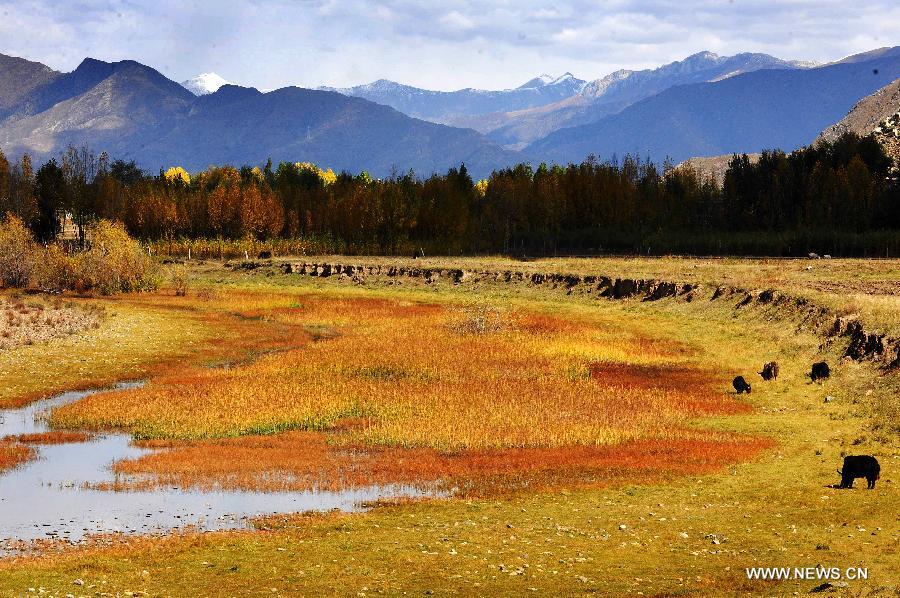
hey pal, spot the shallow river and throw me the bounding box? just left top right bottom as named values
left=0, top=383, right=430, bottom=545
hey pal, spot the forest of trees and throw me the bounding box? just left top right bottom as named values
left=0, top=133, right=898, bottom=257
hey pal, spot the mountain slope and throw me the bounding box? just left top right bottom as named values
left=0, top=53, right=60, bottom=119
left=141, top=85, right=521, bottom=178
left=831, top=46, right=900, bottom=64
left=817, top=77, right=900, bottom=143
left=0, top=58, right=195, bottom=158
left=527, top=52, right=900, bottom=165
left=677, top=153, right=761, bottom=185
left=458, top=51, right=812, bottom=148
left=326, top=74, right=586, bottom=123
left=0, top=58, right=521, bottom=179
left=815, top=74, right=900, bottom=173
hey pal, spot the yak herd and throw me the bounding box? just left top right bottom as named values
left=730, top=359, right=881, bottom=490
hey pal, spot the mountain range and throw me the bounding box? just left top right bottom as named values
left=322, top=73, right=587, bottom=124
left=1, top=47, right=899, bottom=179
left=678, top=72, right=900, bottom=184
left=449, top=52, right=818, bottom=149
left=0, top=56, right=519, bottom=179
left=528, top=47, right=900, bottom=165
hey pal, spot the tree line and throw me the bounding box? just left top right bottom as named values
left=1, top=132, right=898, bottom=256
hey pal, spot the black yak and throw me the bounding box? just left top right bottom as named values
left=810, top=361, right=830, bottom=382
left=837, top=455, right=880, bottom=489
left=257, top=250, right=272, bottom=259
left=759, top=361, right=780, bottom=381
left=732, top=376, right=752, bottom=394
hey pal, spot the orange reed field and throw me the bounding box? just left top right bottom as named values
left=0, top=432, right=91, bottom=474
left=7, top=431, right=94, bottom=444
left=105, top=433, right=768, bottom=496
left=48, top=290, right=767, bottom=493
left=0, top=441, right=33, bottom=472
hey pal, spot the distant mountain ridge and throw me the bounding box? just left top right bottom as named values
left=455, top=51, right=817, bottom=149
left=3, top=48, right=900, bottom=181
left=0, top=56, right=521, bottom=178
left=527, top=49, right=900, bottom=166
left=323, top=73, right=586, bottom=123
left=581, top=51, right=812, bottom=101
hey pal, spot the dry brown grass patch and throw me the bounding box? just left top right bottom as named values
left=0, top=296, right=104, bottom=351
left=106, top=429, right=771, bottom=497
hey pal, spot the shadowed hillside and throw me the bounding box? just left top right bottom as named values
left=528, top=51, right=900, bottom=165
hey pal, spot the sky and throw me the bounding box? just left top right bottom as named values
left=0, top=0, right=898, bottom=91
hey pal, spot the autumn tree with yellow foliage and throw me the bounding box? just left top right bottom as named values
left=164, top=166, right=190, bottom=185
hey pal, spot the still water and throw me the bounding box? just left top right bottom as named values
left=0, top=383, right=431, bottom=545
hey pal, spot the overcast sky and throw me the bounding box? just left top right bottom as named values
left=1, top=0, right=898, bottom=91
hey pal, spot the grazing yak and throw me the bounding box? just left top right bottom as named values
left=810, top=361, right=831, bottom=382
left=257, top=250, right=272, bottom=259
left=759, top=361, right=780, bottom=381
left=732, top=376, right=752, bottom=394
left=837, top=455, right=881, bottom=489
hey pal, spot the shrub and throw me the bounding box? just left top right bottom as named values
left=33, top=244, right=77, bottom=293
left=0, top=214, right=36, bottom=288
left=449, top=304, right=511, bottom=335
left=0, top=217, right=157, bottom=294
left=169, top=264, right=189, bottom=297
left=73, top=221, right=159, bottom=294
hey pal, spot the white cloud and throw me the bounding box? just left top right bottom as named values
left=439, top=11, right=476, bottom=31
left=0, top=0, right=897, bottom=90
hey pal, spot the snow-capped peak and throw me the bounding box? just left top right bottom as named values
left=181, top=72, right=232, bottom=96
left=518, top=73, right=582, bottom=90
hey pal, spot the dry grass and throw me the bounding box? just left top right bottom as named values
left=6, top=431, right=93, bottom=445
left=0, top=288, right=310, bottom=410
left=0, top=296, right=103, bottom=351
left=52, top=294, right=747, bottom=449
left=269, top=255, right=900, bottom=334
left=0, top=440, right=34, bottom=472
left=47, top=291, right=762, bottom=495
left=106, top=431, right=769, bottom=496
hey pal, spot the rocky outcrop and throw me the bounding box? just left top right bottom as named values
left=874, top=109, right=900, bottom=176
left=818, top=77, right=900, bottom=144
left=266, top=260, right=900, bottom=371
left=817, top=77, right=900, bottom=175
